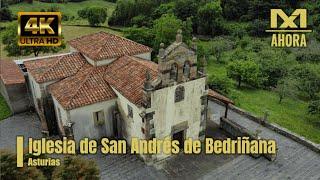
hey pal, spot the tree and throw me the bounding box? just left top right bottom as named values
left=221, top=0, right=249, bottom=20
left=173, top=0, right=198, bottom=21
left=257, top=49, right=291, bottom=88
left=197, top=0, right=224, bottom=36
left=151, top=2, right=175, bottom=20
left=208, top=74, right=232, bottom=95
left=0, top=7, right=12, bottom=21
left=0, top=150, right=45, bottom=180
left=227, top=60, right=261, bottom=88
left=153, top=14, right=183, bottom=47
left=78, top=7, right=108, bottom=26
left=291, top=64, right=320, bottom=99
left=52, top=156, right=99, bottom=180
left=275, top=77, right=298, bottom=103
left=109, top=0, right=156, bottom=26
left=124, top=27, right=155, bottom=48
left=2, top=24, right=66, bottom=57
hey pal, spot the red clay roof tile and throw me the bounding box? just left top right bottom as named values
left=49, top=63, right=116, bottom=110
left=104, top=56, right=158, bottom=106
left=0, top=60, right=25, bottom=85
left=68, top=31, right=152, bottom=61
left=24, top=52, right=86, bottom=83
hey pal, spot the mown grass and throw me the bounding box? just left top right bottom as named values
left=9, top=0, right=115, bottom=19
left=0, top=94, right=11, bottom=120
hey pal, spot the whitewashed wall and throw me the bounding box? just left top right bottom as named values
left=68, top=99, right=117, bottom=143
left=111, top=88, right=145, bottom=146
left=150, top=77, right=206, bottom=160
left=134, top=52, right=151, bottom=60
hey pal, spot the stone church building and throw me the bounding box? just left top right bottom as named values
left=23, top=31, right=208, bottom=162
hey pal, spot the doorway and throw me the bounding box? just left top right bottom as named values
left=172, top=130, right=185, bottom=149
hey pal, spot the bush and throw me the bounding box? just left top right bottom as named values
left=78, top=7, right=89, bottom=18
left=124, top=27, right=155, bottom=48
left=227, top=60, right=262, bottom=88
left=296, top=52, right=320, bottom=63
left=208, top=75, right=232, bottom=95
left=0, top=150, right=45, bottom=180
left=151, top=2, right=175, bottom=20
left=221, top=0, right=249, bottom=20
left=308, top=99, right=320, bottom=116
left=78, top=7, right=107, bottom=26
left=197, top=1, right=225, bottom=36
left=131, top=15, right=152, bottom=27
left=52, top=156, right=99, bottom=180
left=247, top=19, right=269, bottom=37
left=0, top=7, right=12, bottom=21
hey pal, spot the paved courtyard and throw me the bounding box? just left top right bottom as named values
left=0, top=110, right=319, bottom=180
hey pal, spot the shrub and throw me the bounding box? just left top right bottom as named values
left=208, top=75, right=232, bottom=95
left=124, top=27, right=155, bottom=48
left=227, top=60, right=262, bottom=88
left=247, top=19, right=269, bottom=37
left=52, top=156, right=99, bottom=180
left=131, top=15, right=152, bottom=27
left=0, top=7, right=12, bottom=21
left=78, top=7, right=107, bottom=26
left=0, top=150, right=45, bottom=180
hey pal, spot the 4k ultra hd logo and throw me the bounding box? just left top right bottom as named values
left=266, top=9, right=312, bottom=47
left=18, top=12, right=61, bottom=46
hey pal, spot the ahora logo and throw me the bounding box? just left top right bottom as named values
left=266, top=9, right=312, bottom=47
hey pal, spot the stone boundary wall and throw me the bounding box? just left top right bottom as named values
left=227, top=104, right=320, bottom=154
left=220, top=117, right=277, bottom=161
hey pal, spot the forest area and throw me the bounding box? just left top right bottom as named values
left=0, top=0, right=320, bottom=143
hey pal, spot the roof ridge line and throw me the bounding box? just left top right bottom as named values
left=108, top=32, right=152, bottom=50
left=65, top=67, right=95, bottom=109
left=39, top=55, right=66, bottom=81
left=127, top=56, right=158, bottom=73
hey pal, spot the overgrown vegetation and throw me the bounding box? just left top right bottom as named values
left=0, top=95, right=11, bottom=120
left=0, top=150, right=100, bottom=180
left=2, top=0, right=320, bottom=142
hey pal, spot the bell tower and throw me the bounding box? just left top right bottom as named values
left=157, top=30, right=198, bottom=88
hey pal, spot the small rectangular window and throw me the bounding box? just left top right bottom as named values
left=93, top=110, right=105, bottom=126
left=127, top=105, right=133, bottom=118
left=58, top=108, right=62, bottom=121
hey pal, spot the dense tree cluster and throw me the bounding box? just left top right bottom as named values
left=0, top=150, right=99, bottom=180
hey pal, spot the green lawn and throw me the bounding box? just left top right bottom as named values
left=0, top=94, right=11, bottom=120
left=9, top=0, right=115, bottom=19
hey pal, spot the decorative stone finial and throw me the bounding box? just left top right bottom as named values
left=176, top=29, right=182, bottom=43
left=158, top=43, right=165, bottom=58
left=144, top=70, right=152, bottom=90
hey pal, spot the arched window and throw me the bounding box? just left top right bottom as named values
left=175, top=86, right=185, bottom=102
left=170, top=63, right=178, bottom=81
left=183, top=61, right=191, bottom=78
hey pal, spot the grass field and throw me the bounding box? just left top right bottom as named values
left=0, top=95, right=11, bottom=121
left=9, top=0, right=115, bottom=19
left=206, top=55, right=320, bottom=143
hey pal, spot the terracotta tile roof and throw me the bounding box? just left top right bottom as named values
left=0, top=60, right=25, bottom=85
left=24, top=52, right=86, bottom=83
left=208, top=89, right=234, bottom=105
left=49, top=63, right=116, bottom=110
left=68, top=31, right=152, bottom=61
left=104, top=56, right=158, bottom=106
